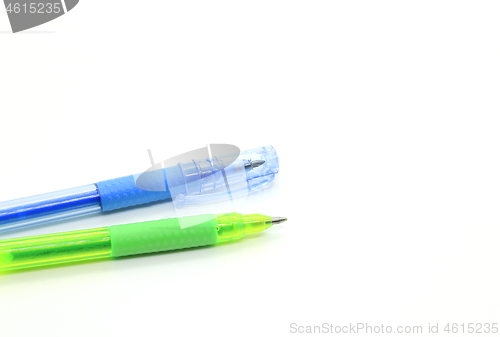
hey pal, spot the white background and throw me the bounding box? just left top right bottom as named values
left=1, top=1, right=500, bottom=336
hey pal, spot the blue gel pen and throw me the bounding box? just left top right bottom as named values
left=0, top=145, right=279, bottom=233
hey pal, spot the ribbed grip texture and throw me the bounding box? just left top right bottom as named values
left=109, top=215, right=218, bottom=257
left=96, top=170, right=172, bottom=212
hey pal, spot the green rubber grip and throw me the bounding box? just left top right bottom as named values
left=109, top=215, right=218, bottom=257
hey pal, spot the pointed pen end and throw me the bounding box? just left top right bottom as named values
left=271, top=217, right=288, bottom=225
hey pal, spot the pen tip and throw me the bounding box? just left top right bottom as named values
left=244, top=160, right=266, bottom=170
left=271, top=217, right=288, bottom=225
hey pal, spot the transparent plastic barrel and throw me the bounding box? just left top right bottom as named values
left=0, top=184, right=102, bottom=233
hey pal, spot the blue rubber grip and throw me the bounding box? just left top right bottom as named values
left=96, top=167, right=185, bottom=212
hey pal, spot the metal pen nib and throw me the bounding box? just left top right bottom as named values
left=244, top=159, right=266, bottom=170
left=271, top=217, right=288, bottom=225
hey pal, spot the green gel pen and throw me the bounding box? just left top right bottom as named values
left=0, top=213, right=287, bottom=272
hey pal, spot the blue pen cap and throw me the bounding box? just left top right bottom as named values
left=171, top=145, right=279, bottom=207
